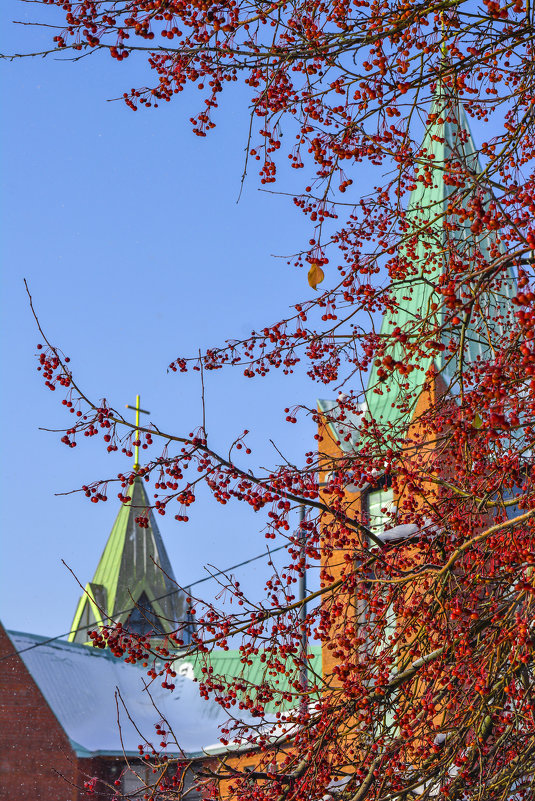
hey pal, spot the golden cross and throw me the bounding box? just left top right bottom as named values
left=126, top=394, right=150, bottom=472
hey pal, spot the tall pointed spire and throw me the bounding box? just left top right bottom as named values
left=365, top=93, right=516, bottom=431
left=69, top=476, right=187, bottom=644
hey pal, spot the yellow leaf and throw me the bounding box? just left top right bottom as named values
left=308, top=262, right=325, bottom=290
left=472, top=412, right=483, bottom=429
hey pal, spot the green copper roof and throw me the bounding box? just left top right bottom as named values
left=317, top=96, right=516, bottom=448
left=69, top=477, right=186, bottom=643
left=364, top=94, right=516, bottom=433
left=176, top=646, right=323, bottom=715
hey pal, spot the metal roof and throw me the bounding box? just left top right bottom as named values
left=187, top=646, right=323, bottom=716
left=320, top=95, right=516, bottom=442
left=365, top=94, right=516, bottom=431
left=8, top=630, right=322, bottom=758
left=8, top=630, right=230, bottom=758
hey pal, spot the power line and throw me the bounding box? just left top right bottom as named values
left=2, top=544, right=287, bottom=662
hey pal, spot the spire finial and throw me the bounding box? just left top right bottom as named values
left=126, top=394, right=150, bottom=472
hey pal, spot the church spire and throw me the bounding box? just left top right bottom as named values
left=365, top=93, right=516, bottom=430
left=69, top=401, right=189, bottom=645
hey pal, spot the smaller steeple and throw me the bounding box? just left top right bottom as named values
left=69, top=395, right=190, bottom=646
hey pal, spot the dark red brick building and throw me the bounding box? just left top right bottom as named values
left=0, top=623, right=222, bottom=799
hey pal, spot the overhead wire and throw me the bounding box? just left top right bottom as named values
left=1, top=543, right=287, bottom=662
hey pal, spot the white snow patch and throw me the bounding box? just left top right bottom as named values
left=377, top=523, right=419, bottom=543
left=9, top=632, right=239, bottom=757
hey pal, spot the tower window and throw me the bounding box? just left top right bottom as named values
left=126, top=591, right=162, bottom=636
left=365, top=476, right=395, bottom=534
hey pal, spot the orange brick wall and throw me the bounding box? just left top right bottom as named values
left=317, top=373, right=449, bottom=682
left=317, top=408, right=363, bottom=682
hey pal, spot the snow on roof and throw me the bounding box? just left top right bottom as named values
left=376, top=520, right=438, bottom=545
left=317, top=398, right=367, bottom=453
left=376, top=523, right=419, bottom=543
left=8, top=630, right=234, bottom=759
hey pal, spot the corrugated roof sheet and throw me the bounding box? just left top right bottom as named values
left=186, top=646, right=323, bottom=715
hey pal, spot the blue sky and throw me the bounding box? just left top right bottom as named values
left=0, top=1, right=331, bottom=637
left=1, top=1, right=505, bottom=639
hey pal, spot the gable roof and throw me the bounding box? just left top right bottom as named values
left=8, top=630, right=229, bottom=758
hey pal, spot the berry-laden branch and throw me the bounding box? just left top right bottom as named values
left=13, top=0, right=535, bottom=799
left=26, top=280, right=392, bottom=547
